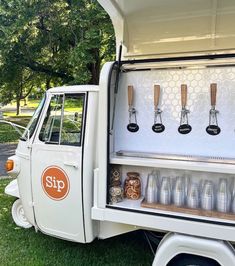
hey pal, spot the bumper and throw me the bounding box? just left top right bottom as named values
left=5, top=179, right=20, bottom=198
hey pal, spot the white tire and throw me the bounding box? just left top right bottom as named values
left=11, top=199, right=32, bottom=229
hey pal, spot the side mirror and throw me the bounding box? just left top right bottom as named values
left=0, top=120, right=30, bottom=142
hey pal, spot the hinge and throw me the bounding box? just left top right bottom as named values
left=27, top=143, right=32, bottom=149
left=29, top=201, right=35, bottom=207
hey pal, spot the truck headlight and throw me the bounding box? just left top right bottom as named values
left=5, top=156, right=20, bottom=177
left=5, top=159, right=14, bottom=172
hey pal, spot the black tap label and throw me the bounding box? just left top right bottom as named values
left=127, top=123, right=139, bottom=132
left=178, top=124, right=192, bottom=134
left=152, top=123, right=165, bottom=133
left=206, top=125, right=221, bottom=135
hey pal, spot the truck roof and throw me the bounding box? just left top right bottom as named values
left=47, top=85, right=99, bottom=94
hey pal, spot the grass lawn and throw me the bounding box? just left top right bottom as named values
left=3, top=112, right=33, bottom=117
left=0, top=117, right=31, bottom=143
left=1, top=99, right=39, bottom=119
left=3, top=99, right=40, bottom=110
left=23, top=99, right=40, bottom=108
left=0, top=97, right=34, bottom=143
left=0, top=179, right=153, bottom=265
left=0, top=124, right=21, bottom=143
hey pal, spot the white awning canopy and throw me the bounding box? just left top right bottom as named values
left=98, top=0, right=235, bottom=59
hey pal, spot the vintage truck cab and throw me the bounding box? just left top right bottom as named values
left=5, top=85, right=99, bottom=242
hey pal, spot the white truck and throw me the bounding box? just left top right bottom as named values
left=3, top=1, right=235, bottom=265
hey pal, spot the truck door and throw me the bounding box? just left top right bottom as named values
left=31, top=93, right=86, bottom=242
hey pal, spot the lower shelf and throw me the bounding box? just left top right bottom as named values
left=108, top=197, right=235, bottom=224
left=141, top=199, right=235, bottom=221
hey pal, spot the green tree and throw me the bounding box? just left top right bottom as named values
left=0, top=0, right=115, bottom=114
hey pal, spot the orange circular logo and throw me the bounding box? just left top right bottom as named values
left=41, top=166, right=70, bottom=201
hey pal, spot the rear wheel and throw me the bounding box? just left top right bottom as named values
left=167, top=254, right=220, bottom=266
left=11, top=199, right=32, bottom=229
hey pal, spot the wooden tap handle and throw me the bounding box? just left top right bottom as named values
left=128, top=85, right=134, bottom=107
left=181, top=84, right=187, bottom=108
left=154, top=85, right=160, bottom=107
left=210, top=83, right=217, bottom=106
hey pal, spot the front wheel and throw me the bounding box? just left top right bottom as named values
left=11, top=199, right=32, bottom=229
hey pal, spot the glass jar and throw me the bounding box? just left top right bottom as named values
left=124, top=172, right=141, bottom=200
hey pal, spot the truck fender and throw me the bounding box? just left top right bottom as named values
left=5, top=179, right=20, bottom=198
left=152, top=232, right=235, bottom=266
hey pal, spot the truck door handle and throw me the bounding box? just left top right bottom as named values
left=63, top=161, right=79, bottom=168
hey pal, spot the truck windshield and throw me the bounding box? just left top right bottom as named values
left=20, top=96, right=46, bottom=141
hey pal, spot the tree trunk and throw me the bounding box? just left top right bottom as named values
left=87, top=48, right=101, bottom=85
left=46, top=78, right=51, bottom=90
left=24, top=97, right=28, bottom=106
left=88, top=62, right=100, bottom=84
left=16, top=98, right=21, bottom=116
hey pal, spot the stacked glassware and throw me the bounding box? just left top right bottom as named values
left=173, top=176, right=185, bottom=206
left=159, top=176, right=171, bottom=205
left=144, top=171, right=235, bottom=214
left=216, top=178, right=230, bottom=213
left=187, top=183, right=199, bottom=209
left=145, top=173, right=158, bottom=204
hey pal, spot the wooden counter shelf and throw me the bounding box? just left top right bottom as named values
left=141, top=199, right=235, bottom=221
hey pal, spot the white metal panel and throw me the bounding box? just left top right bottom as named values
left=5, top=179, right=20, bottom=198
left=92, top=206, right=235, bottom=242
left=114, top=66, right=235, bottom=158
left=82, top=91, right=99, bottom=242
left=98, top=221, right=136, bottom=239
left=15, top=141, right=35, bottom=226
left=98, top=0, right=235, bottom=59
left=97, top=62, right=114, bottom=208
left=48, top=85, right=99, bottom=94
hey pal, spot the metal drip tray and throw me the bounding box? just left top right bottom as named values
left=116, top=150, right=235, bottom=165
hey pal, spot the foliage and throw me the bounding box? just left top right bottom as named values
left=0, top=0, right=115, bottom=113
left=0, top=178, right=152, bottom=265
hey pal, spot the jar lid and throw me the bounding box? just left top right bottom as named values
left=127, top=172, right=140, bottom=178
